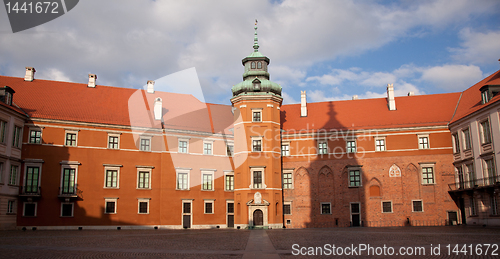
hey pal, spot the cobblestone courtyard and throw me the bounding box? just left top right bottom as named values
left=0, top=226, right=498, bottom=258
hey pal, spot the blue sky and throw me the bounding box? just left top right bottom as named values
left=0, top=0, right=499, bottom=105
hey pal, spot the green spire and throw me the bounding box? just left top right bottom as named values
left=253, top=19, right=259, bottom=52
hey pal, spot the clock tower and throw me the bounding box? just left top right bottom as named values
left=231, top=21, right=283, bottom=229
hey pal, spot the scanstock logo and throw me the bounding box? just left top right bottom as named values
left=3, top=0, right=79, bottom=33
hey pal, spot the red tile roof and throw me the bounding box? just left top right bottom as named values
left=450, top=69, right=500, bottom=124
left=281, top=92, right=462, bottom=132
left=0, top=75, right=233, bottom=134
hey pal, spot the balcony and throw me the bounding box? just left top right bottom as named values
left=58, top=184, right=82, bottom=200
left=449, top=175, right=500, bottom=191
left=19, top=186, right=41, bottom=197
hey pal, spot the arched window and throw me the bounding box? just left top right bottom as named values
left=251, top=62, right=256, bottom=69
left=257, top=62, right=262, bottom=69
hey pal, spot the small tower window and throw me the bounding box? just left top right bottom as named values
left=257, top=62, right=262, bottom=69
left=251, top=62, right=256, bottom=69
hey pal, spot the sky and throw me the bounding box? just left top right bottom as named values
left=0, top=0, right=499, bottom=105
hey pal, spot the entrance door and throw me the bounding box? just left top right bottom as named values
left=227, top=202, right=234, bottom=228
left=253, top=209, right=263, bottom=226
left=182, top=202, right=191, bottom=229
left=448, top=211, right=458, bottom=225
left=351, top=203, right=361, bottom=227
left=459, top=198, right=466, bottom=224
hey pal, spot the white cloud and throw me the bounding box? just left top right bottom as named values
left=450, top=28, right=500, bottom=65
left=420, top=64, right=483, bottom=91
left=37, top=68, right=71, bottom=82
left=282, top=91, right=299, bottom=104
left=359, top=72, right=397, bottom=87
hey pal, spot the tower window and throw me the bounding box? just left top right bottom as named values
left=257, top=62, right=262, bottom=69
left=251, top=62, right=256, bottom=69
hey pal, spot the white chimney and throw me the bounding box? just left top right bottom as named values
left=408, top=91, right=414, bottom=96
left=24, top=67, right=35, bottom=81
left=154, top=97, right=162, bottom=121
left=352, top=95, right=358, bottom=100
left=88, top=74, right=97, bottom=88
left=387, top=83, right=396, bottom=111
left=301, top=91, right=307, bottom=117
left=147, top=80, right=155, bottom=94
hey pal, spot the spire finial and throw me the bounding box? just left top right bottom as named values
left=253, top=19, right=259, bottom=52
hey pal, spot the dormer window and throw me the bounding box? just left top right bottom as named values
left=480, top=85, right=500, bottom=104
left=251, top=62, right=256, bottom=69
left=252, top=78, right=261, bottom=91
left=0, top=86, right=15, bottom=106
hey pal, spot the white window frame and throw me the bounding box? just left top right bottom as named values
left=60, top=162, right=79, bottom=195
left=224, top=171, right=234, bottom=191
left=8, top=164, right=20, bottom=186
left=176, top=169, right=190, bottom=190
left=64, top=130, right=79, bottom=147
left=281, top=142, right=290, bottom=156
left=203, top=140, right=213, bottom=155
left=107, top=133, right=120, bottom=149
left=23, top=162, right=43, bottom=192
left=28, top=127, right=43, bottom=144
left=283, top=201, right=292, bottom=215
left=104, top=198, right=118, bottom=214
left=382, top=201, right=393, bottom=213
left=375, top=137, right=386, bottom=151
left=479, top=118, right=492, bottom=144
left=103, top=165, right=121, bottom=189
left=204, top=199, right=215, bottom=214
left=412, top=200, right=424, bottom=212
left=318, top=140, right=328, bottom=155
left=452, top=132, right=460, bottom=153
left=282, top=169, right=294, bottom=189
left=251, top=108, right=262, bottom=122
left=23, top=202, right=37, bottom=217
left=139, top=136, right=152, bottom=151
left=348, top=167, right=362, bottom=187
left=462, top=128, right=472, bottom=151
left=346, top=139, right=356, bottom=153
left=0, top=120, right=8, bottom=144
left=420, top=163, right=436, bottom=185
left=138, top=198, right=150, bottom=214
left=251, top=136, right=263, bottom=152
left=201, top=170, right=215, bottom=191
left=178, top=138, right=189, bottom=154
left=250, top=167, right=266, bottom=189
left=226, top=143, right=234, bottom=156
left=137, top=167, right=152, bottom=189
left=418, top=134, right=430, bottom=149
left=320, top=202, right=331, bottom=215
left=7, top=200, right=15, bottom=214
left=12, top=125, right=22, bottom=148
left=60, top=202, right=74, bottom=217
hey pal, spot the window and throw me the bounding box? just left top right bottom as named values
left=469, top=197, right=476, bottom=216
left=140, top=137, right=151, bottom=151
left=452, top=133, right=460, bottom=153
left=283, top=171, right=292, bottom=189
left=491, top=195, right=498, bottom=215
left=0, top=120, right=7, bottom=143
left=202, top=172, right=213, bottom=191
left=227, top=202, right=234, bottom=213
left=65, top=131, right=77, bottom=146
left=226, top=144, right=234, bottom=156
left=463, top=128, right=471, bottom=150
left=138, top=199, right=150, bottom=214
left=7, top=200, right=15, bottom=214
left=253, top=171, right=262, bottom=189
left=176, top=170, right=189, bottom=190
left=137, top=170, right=150, bottom=189
left=318, top=141, right=328, bottom=155
left=61, top=203, right=74, bottom=217
left=257, top=62, right=262, bottom=69
left=484, top=158, right=496, bottom=185
left=0, top=162, right=3, bottom=184
left=61, top=168, right=76, bottom=194
left=283, top=202, right=291, bottom=215
left=252, top=110, right=262, bottom=122
left=251, top=62, right=256, bottom=69
left=105, top=199, right=117, bottom=214
left=105, top=169, right=119, bottom=188
left=346, top=140, right=356, bottom=153
left=375, top=138, right=386, bottom=151
left=23, top=202, right=36, bottom=217
left=178, top=139, right=188, bottom=153
left=12, top=126, right=21, bottom=148
left=480, top=120, right=492, bottom=144
left=422, top=167, right=435, bottom=184
left=183, top=201, right=191, bottom=214
left=382, top=201, right=392, bottom=213
left=321, top=203, right=331, bottom=214
left=418, top=136, right=429, bottom=149
left=29, top=129, right=42, bottom=144
left=225, top=174, right=234, bottom=191
left=203, top=142, right=213, bottom=155
left=204, top=200, right=214, bottom=214
left=9, top=165, right=18, bottom=185
left=24, top=166, right=40, bottom=193
left=252, top=138, right=262, bottom=152
left=466, top=163, right=475, bottom=188
left=281, top=143, right=290, bottom=156
left=108, top=134, right=119, bottom=149
left=481, top=90, right=489, bottom=104
left=349, top=170, right=361, bottom=187
left=412, top=200, right=423, bottom=212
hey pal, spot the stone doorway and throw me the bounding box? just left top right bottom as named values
left=253, top=209, right=263, bottom=226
